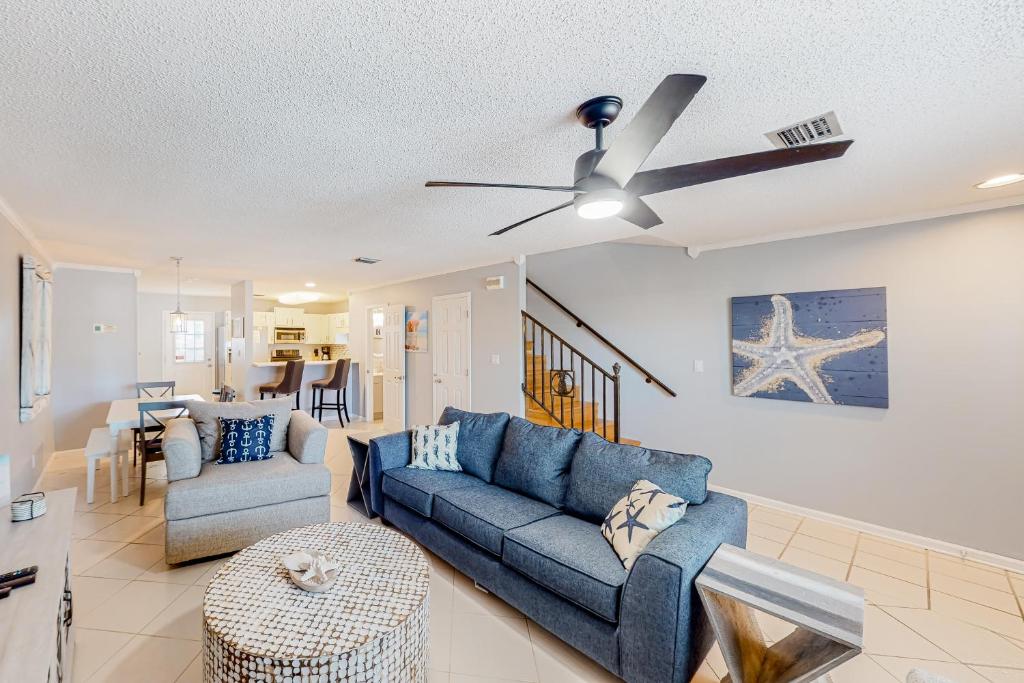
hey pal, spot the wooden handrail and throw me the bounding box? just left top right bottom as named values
left=526, top=278, right=677, bottom=397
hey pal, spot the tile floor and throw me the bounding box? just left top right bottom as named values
left=36, top=421, right=1024, bottom=682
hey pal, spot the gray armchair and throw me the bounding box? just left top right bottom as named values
left=161, top=410, right=331, bottom=563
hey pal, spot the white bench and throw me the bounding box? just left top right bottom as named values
left=85, top=427, right=119, bottom=504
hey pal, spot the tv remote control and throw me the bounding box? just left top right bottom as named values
left=0, top=566, right=37, bottom=584
left=0, top=573, right=36, bottom=591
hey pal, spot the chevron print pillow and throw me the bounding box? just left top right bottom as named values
left=601, top=479, right=689, bottom=570
left=408, top=422, right=462, bottom=472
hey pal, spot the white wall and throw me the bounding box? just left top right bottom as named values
left=52, top=267, right=138, bottom=450
left=0, top=214, right=55, bottom=496
left=136, top=292, right=231, bottom=381
left=527, top=205, right=1024, bottom=560
left=349, top=261, right=525, bottom=425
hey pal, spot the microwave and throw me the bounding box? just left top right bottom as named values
left=274, top=327, right=306, bottom=343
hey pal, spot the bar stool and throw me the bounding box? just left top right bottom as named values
left=311, top=358, right=351, bottom=425
left=259, top=359, right=304, bottom=409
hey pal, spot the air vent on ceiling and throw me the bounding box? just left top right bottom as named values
left=765, top=111, right=842, bottom=149
left=354, top=257, right=381, bottom=264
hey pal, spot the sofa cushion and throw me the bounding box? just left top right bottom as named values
left=494, top=417, right=582, bottom=508
left=382, top=467, right=486, bottom=517
left=438, top=407, right=510, bottom=482
left=165, top=454, right=330, bottom=521
left=565, top=431, right=712, bottom=523
left=504, top=514, right=627, bottom=623
left=186, top=397, right=294, bottom=462
left=433, top=485, right=559, bottom=556
left=408, top=423, right=462, bottom=471
left=602, top=479, right=689, bottom=570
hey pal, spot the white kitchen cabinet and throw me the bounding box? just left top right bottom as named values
left=328, top=312, right=350, bottom=343
left=274, top=306, right=305, bottom=327
left=304, top=313, right=329, bottom=344
left=253, top=311, right=274, bottom=328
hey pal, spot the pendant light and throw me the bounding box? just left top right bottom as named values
left=169, top=257, right=187, bottom=333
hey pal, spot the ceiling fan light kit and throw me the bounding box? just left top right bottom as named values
left=426, top=73, right=854, bottom=236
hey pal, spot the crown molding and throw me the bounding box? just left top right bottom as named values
left=52, top=262, right=141, bottom=277
left=0, top=193, right=51, bottom=263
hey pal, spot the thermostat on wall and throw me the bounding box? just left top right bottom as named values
left=484, top=276, right=505, bottom=290
left=93, top=323, right=117, bottom=333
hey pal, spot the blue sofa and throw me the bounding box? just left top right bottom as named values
left=366, top=408, right=747, bottom=683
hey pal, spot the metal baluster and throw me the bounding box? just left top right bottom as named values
left=612, top=363, right=621, bottom=443
left=591, top=365, right=596, bottom=437
left=602, top=374, right=608, bottom=440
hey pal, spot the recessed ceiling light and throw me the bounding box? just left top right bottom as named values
left=278, top=291, right=322, bottom=305
left=305, top=281, right=316, bottom=288
left=976, top=173, right=1024, bottom=189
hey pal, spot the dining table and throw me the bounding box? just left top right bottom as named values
left=104, top=394, right=204, bottom=500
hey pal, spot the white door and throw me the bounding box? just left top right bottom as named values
left=162, top=311, right=216, bottom=397
left=432, top=293, right=471, bottom=419
left=382, top=303, right=407, bottom=431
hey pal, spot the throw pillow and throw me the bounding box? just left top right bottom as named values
left=438, top=407, right=510, bottom=482
left=186, top=396, right=293, bottom=462
left=493, top=416, right=581, bottom=508
left=215, top=415, right=276, bottom=464
left=601, top=479, right=689, bottom=570
left=407, top=422, right=462, bottom=471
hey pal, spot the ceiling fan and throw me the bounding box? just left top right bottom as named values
left=425, top=74, right=853, bottom=236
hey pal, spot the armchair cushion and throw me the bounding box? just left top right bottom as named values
left=438, top=407, right=510, bottom=482
left=565, top=431, right=711, bottom=523
left=288, top=410, right=328, bottom=464
left=165, top=455, right=331, bottom=521
left=185, top=396, right=294, bottom=461
left=163, top=418, right=202, bottom=481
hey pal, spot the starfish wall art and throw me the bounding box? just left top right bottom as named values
left=731, top=287, right=888, bottom=408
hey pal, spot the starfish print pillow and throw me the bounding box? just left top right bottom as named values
left=601, top=479, right=689, bottom=570
left=407, top=422, right=462, bottom=471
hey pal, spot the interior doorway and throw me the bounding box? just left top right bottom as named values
left=161, top=310, right=215, bottom=397
left=432, top=292, right=471, bottom=419
left=364, top=305, right=385, bottom=424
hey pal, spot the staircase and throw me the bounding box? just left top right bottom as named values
left=521, top=317, right=641, bottom=446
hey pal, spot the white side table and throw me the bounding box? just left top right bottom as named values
left=203, top=522, right=430, bottom=682
left=696, top=543, right=864, bottom=683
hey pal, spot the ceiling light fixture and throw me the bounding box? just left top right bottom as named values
left=278, top=291, right=322, bottom=305
left=574, top=188, right=627, bottom=220
left=305, top=282, right=316, bottom=288
left=169, top=257, right=187, bottom=333
left=354, top=257, right=381, bottom=264
left=975, top=173, right=1024, bottom=189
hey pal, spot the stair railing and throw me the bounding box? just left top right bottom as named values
left=522, top=310, right=621, bottom=442
left=526, top=278, right=677, bottom=397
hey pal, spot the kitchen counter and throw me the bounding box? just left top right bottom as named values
left=252, top=359, right=347, bottom=367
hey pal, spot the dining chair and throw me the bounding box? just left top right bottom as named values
left=258, top=360, right=305, bottom=409
left=311, top=358, right=351, bottom=426
left=137, top=399, right=188, bottom=505
left=133, top=380, right=177, bottom=465
left=216, top=385, right=237, bottom=403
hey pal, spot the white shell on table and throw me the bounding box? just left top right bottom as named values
left=203, top=522, right=430, bottom=682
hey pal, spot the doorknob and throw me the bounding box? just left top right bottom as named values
left=434, top=378, right=442, bottom=384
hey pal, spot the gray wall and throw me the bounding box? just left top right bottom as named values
left=527, top=205, right=1024, bottom=560
left=0, top=215, right=55, bottom=496
left=136, top=292, right=230, bottom=381
left=349, top=260, right=525, bottom=425
left=52, top=268, right=138, bottom=450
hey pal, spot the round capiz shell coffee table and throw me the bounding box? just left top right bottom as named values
left=203, top=522, right=430, bottom=682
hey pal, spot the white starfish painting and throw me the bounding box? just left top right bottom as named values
left=731, top=288, right=888, bottom=407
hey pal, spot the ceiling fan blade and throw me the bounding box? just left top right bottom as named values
left=489, top=201, right=574, bottom=236
left=592, top=74, right=707, bottom=188
left=626, top=140, right=854, bottom=196
left=426, top=181, right=574, bottom=192
left=618, top=197, right=663, bottom=230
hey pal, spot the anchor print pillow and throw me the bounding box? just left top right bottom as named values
left=407, top=422, right=462, bottom=472
left=215, top=415, right=277, bottom=464
left=601, top=479, right=689, bottom=570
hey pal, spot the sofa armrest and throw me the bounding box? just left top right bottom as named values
left=619, top=491, right=747, bottom=683
left=288, top=410, right=328, bottom=464
left=367, top=430, right=412, bottom=516
left=163, top=418, right=203, bottom=482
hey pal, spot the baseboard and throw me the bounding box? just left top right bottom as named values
left=711, top=484, right=1024, bottom=575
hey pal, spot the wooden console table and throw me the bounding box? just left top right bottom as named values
left=0, top=488, right=76, bottom=682
left=695, top=543, right=864, bottom=683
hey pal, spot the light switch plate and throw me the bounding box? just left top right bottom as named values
left=491, top=354, right=500, bottom=365
left=693, top=360, right=705, bottom=373
left=0, top=454, right=11, bottom=507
